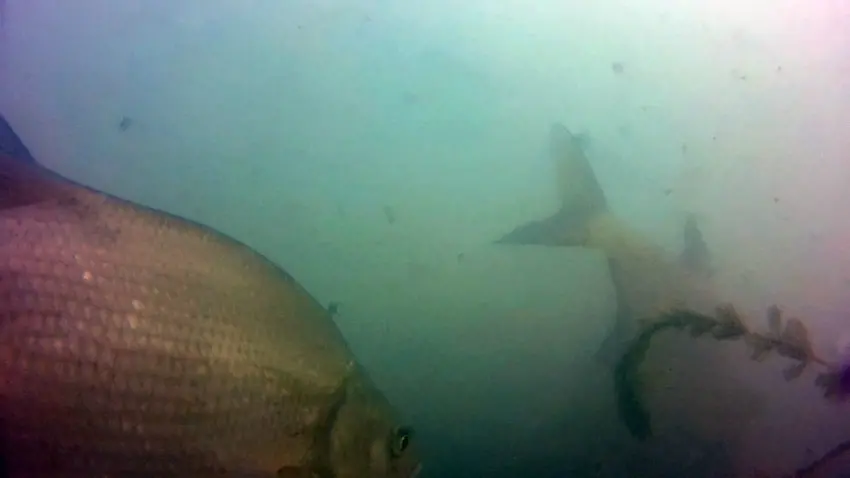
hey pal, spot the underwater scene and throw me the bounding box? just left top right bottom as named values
left=0, top=0, right=849, bottom=477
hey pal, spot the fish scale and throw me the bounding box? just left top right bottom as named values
left=0, top=114, right=421, bottom=478
left=0, top=204, right=343, bottom=474
left=0, top=204, right=328, bottom=472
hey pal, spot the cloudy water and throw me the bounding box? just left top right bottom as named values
left=1, top=1, right=850, bottom=476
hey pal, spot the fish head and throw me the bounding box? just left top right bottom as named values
left=328, top=372, right=421, bottom=478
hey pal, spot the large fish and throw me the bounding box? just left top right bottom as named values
left=0, top=114, right=421, bottom=478
left=495, top=123, right=763, bottom=457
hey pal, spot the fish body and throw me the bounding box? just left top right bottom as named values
left=0, top=114, right=420, bottom=478
left=497, top=123, right=714, bottom=364
left=496, top=122, right=762, bottom=452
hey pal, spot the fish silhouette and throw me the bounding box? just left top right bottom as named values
left=496, top=123, right=714, bottom=365
left=495, top=122, right=763, bottom=451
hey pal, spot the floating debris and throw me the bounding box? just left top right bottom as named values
left=118, top=116, right=133, bottom=132
left=383, top=205, right=396, bottom=225
left=327, top=301, right=340, bottom=317
left=614, top=304, right=834, bottom=442
left=611, top=62, right=625, bottom=75
left=816, top=364, right=850, bottom=400
left=402, top=91, right=419, bottom=105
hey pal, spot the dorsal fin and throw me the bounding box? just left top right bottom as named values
left=0, top=113, right=67, bottom=209
left=495, top=122, right=608, bottom=246
left=0, top=114, right=36, bottom=164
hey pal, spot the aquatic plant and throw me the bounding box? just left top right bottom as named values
left=614, top=304, right=850, bottom=476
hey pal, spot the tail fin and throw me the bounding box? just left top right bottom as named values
left=495, top=122, right=607, bottom=246
left=0, top=114, right=36, bottom=164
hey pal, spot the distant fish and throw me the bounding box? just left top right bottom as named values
left=495, top=121, right=763, bottom=444
left=496, top=123, right=714, bottom=364
left=0, top=113, right=421, bottom=478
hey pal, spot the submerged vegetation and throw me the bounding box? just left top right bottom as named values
left=615, top=304, right=850, bottom=476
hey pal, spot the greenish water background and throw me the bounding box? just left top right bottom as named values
left=1, top=1, right=850, bottom=476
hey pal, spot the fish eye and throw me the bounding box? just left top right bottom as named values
left=389, top=426, right=414, bottom=457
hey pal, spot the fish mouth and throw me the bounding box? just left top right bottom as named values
left=410, top=463, right=423, bottom=478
